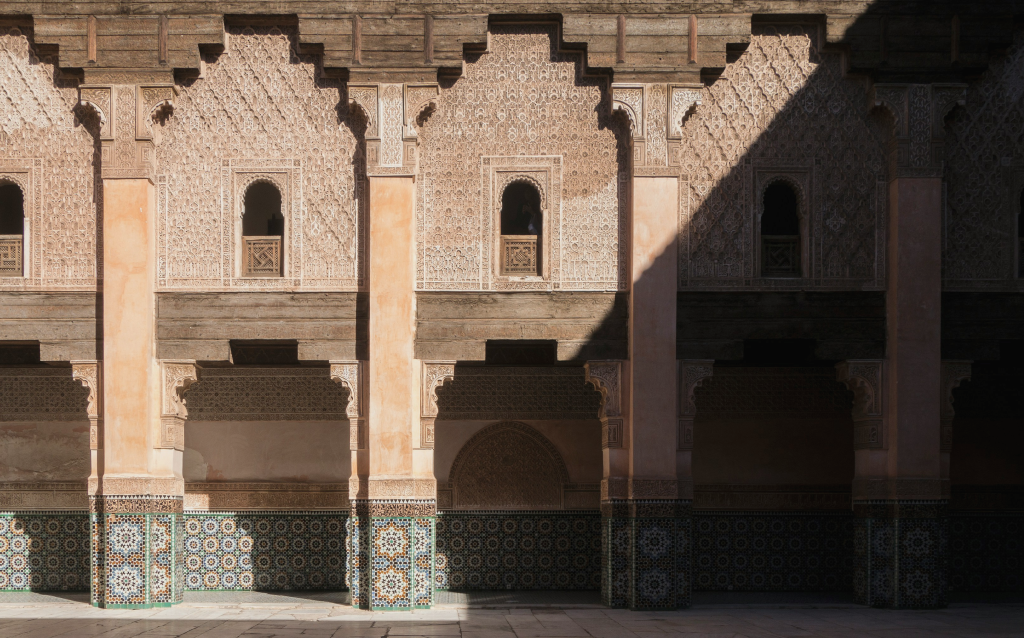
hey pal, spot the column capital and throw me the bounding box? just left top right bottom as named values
left=870, top=83, right=967, bottom=179
left=158, top=360, right=198, bottom=452
left=836, top=359, right=886, bottom=450
left=677, top=359, right=713, bottom=451
left=940, top=360, right=972, bottom=453
left=585, top=360, right=624, bottom=448
left=419, top=360, right=455, bottom=449
left=330, top=360, right=366, bottom=450
left=349, top=82, right=438, bottom=176
left=612, top=83, right=701, bottom=176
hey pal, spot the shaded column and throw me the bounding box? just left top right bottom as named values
left=78, top=73, right=184, bottom=608
left=347, top=83, right=436, bottom=610
left=603, top=84, right=701, bottom=609
left=841, top=83, right=967, bottom=609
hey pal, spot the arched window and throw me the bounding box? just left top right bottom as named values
left=241, top=181, right=284, bottom=277
left=760, top=181, right=801, bottom=277
left=500, top=182, right=542, bottom=276
left=0, top=181, right=25, bottom=277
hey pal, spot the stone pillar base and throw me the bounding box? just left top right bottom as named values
left=853, top=501, right=949, bottom=609
left=90, top=496, right=184, bottom=609
left=602, top=500, right=691, bottom=609
left=348, top=500, right=435, bottom=610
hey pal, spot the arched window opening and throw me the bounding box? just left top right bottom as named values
left=761, top=181, right=801, bottom=277
left=0, top=182, right=25, bottom=277
left=1018, top=188, right=1023, bottom=278
left=241, top=182, right=283, bottom=277
left=500, top=182, right=541, bottom=276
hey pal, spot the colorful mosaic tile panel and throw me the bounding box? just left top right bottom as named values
left=436, top=511, right=601, bottom=591
left=94, top=512, right=184, bottom=608
left=183, top=513, right=347, bottom=591
left=853, top=503, right=948, bottom=609
left=695, top=512, right=854, bottom=592
left=950, top=514, right=1023, bottom=592
left=0, top=513, right=89, bottom=592
left=632, top=516, right=691, bottom=609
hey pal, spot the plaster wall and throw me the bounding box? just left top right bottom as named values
left=950, top=417, right=1024, bottom=485
left=183, top=420, right=350, bottom=483
left=0, top=421, right=89, bottom=482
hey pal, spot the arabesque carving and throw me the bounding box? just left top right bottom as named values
left=871, top=82, right=966, bottom=180
left=584, top=360, right=623, bottom=448
left=159, top=360, right=198, bottom=450
left=943, top=32, right=1024, bottom=287
left=71, top=361, right=102, bottom=450
left=678, top=26, right=887, bottom=290
left=183, top=367, right=348, bottom=421
left=156, top=26, right=362, bottom=291
left=416, top=25, right=627, bottom=292
left=449, top=421, right=570, bottom=511
left=420, top=361, right=455, bottom=449
left=330, top=361, right=365, bottom=450
left=0, top=28, right=98, bottom=291
left=836, top=360, right=885, bottom=450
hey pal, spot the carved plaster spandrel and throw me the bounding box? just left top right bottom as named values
left=678, top=360, right=713, bottom=451
left=330, top=361, right=365, bottom=451
left=71, top=361, right=102, bottom=451
left=836, top=359, right=884, bottom=450
left=940, top=360, right=972, bottom=454
left=585, top=360, right=623, bottom=449
left=871, top=82, right=966, bottom=179
left=420, top=361, right=455, bottom=449
left=159, top=360, right=197, bottom=451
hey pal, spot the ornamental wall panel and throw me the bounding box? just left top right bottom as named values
left=415, top=25, right=628, bottom=291
left=0, top=28, right=99, bottom=290
left=677, top=25, right=887, bottom=290
left=156, top=26, right=363, bottom=291
left=943, top=32, right=1024, bottom=289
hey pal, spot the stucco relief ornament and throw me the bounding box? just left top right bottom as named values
left=420, top=362, right=455, bottom=449
left=331, top=361, right=365, bottom=450
left=939, top=361, right=972, bottom=453
left=835, top=359, right=884, bottom=449
left=159, top=360, right=198, bottom=450
left=585, top=360, right=623, bottom=448
left=678, top=360, right=713, bottom=451
left=71, top=361, right=102, bottom=449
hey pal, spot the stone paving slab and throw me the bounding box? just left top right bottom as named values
left=0, top=594, right=1021, bottom=638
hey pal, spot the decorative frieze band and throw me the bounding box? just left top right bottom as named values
left=184, top=482, right=349, bottom=511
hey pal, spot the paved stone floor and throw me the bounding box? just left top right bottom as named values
left=0, top=593, right=1019, bottom=638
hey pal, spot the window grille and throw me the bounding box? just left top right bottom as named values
left=501, top=235, right=538, bottom=275
left=0, top=235, right=22, bottom=277
left=761, top=235, right=800, bottom=277
left=243, top=236, right=282, bottom=277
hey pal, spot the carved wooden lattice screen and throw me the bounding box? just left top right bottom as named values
left=243, top=236, right=282, bottom=277
left=761, top=236, right=800, bottom=277
left=0, top=235, right=22, bottom=277
left=502, top=235, right=538, bottom=275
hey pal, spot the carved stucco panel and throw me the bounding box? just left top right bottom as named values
left=416, top=25, right=627, bottom=292
left=0, top=28, right=98, bottom=290
left=677, top=26, right=886, bottom=290
left=155, top=26, right=362, bottom=291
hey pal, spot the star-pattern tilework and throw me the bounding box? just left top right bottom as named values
left=94, top=512, right=185, bottom=608
left=694, top=512, right=854, bottom=592
left=0, top=513, right=89, bottom=592
left=436, top=511, right=601, bottom=592
left=950, top=514, right=1022, bottom=592
left=183, top=513, right=347, bottom=591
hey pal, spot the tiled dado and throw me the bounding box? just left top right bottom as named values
left=0, top=512, right=89, bottom=591
left=602, top=501, right=692, bottom=610
left=348, top=501, right=434, bottom=610
left=90, top=497, right=184, bottom=609
left=435, top=511, right=601, bottom=592
left=853, top=501, right=949, bottom=609
left=694, top=511, right=854, bottom=592
left=950, top=514, right=1023, bottom=592
left=183, top=512, right=348, bottom=591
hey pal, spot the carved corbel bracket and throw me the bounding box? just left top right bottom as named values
left=667, top=85, right=701, bottom=167
left=870, top=83, right=966, bottom=179
left=159, top=360, right=198, bottom=451
left=585, top=360, right=623, bottom=449
left=330, top=361, right=366, bottom=451
left=940, top=360, right=972, bottom=453
left=78, top=87, right=111, bottom=138
left=420, top=361, right=455, bottom=449
left=611, top=84, right=644, bottom=141
left=350, top=83, right=415, bottom=175
left=836, top=359, right=884, bottom=450
left=71, top=360, right=102, bottom=451
left=403, top=83, right=439, bottom=140
left=678, top=360, right=713, bottom=451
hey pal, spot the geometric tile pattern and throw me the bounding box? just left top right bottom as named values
left=602, top=502, right=691, bottom=610
left=349, top=504, right=434, bottom=610
left=694, top=512, right=854, bottom=592
left=854, top=502, right=949, bottom=609
left=92, top=512, right=184, bottom=608
left=436, top=511, right=600, bottom=591
left=182, top=513, right=347, bottom=591
left=950, top=514, right=1023, bottom=592
left=0, top=513, right=89, bottom=591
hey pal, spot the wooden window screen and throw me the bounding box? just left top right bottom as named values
left=243, top=236, right=282, bottom=277
left=761, top=235, right=800, bottom=277
left=501, top=235, right=538, bottom=275
left=0, top=235, right=22, bottom=277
